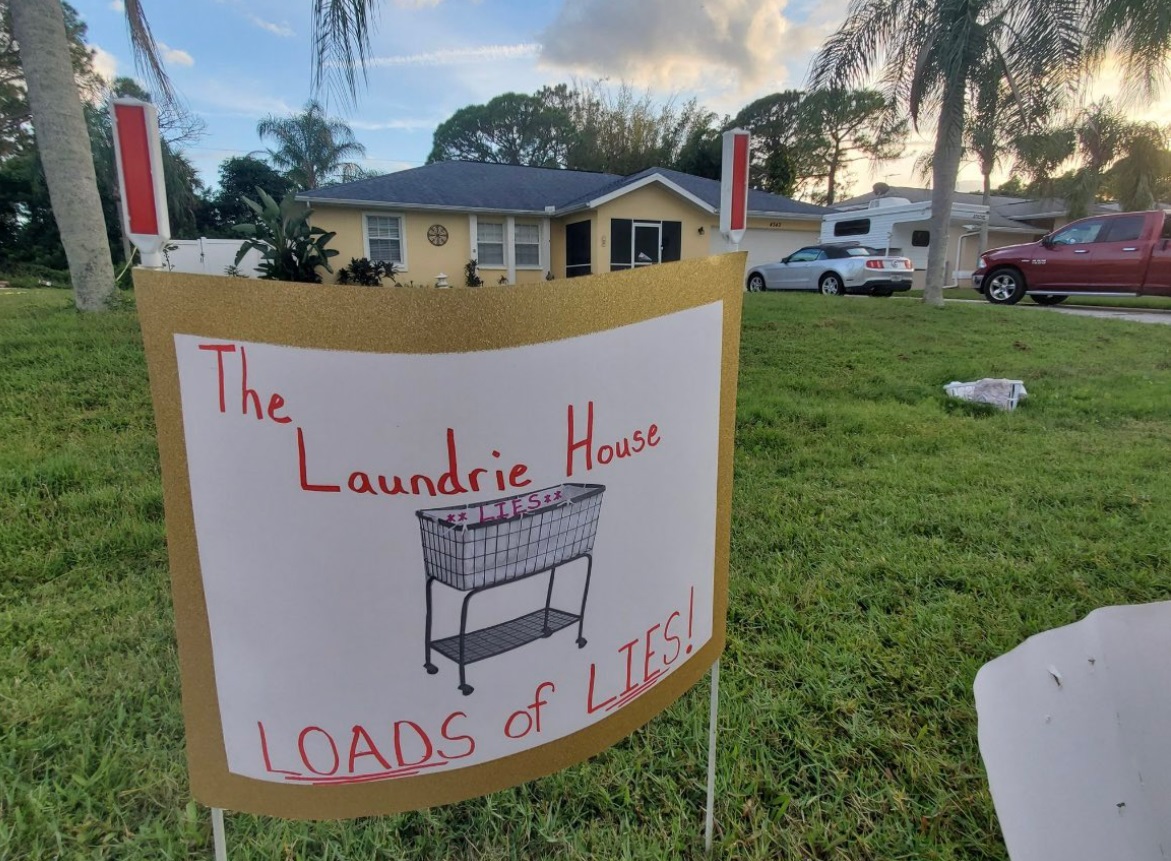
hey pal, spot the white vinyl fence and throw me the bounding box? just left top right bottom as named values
left=163, top=238, right=264, bottom=277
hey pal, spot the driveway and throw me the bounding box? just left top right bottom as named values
left=938, top=298, right=1171, bottom=326
left=1022, top=304, right=1171, bottom=326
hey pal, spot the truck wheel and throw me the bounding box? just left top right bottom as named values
left=1032, top=294, right=1067, bottom=305
left=984, top=268, right=1026, bottom=305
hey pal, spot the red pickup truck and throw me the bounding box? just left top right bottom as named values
left=973, top=210, right=1171, bottom=304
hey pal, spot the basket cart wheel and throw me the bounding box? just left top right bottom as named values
left=424, top=662, right=438, bottom=674
left=576, top=636, right=588, bottom=648
left=459, top=683, right=474, bottom=696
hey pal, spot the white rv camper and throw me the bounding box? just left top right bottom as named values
left=820, top=196, right=991, bottom=283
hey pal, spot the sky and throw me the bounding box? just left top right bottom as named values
left=72, top=0, right=1171, bottom=201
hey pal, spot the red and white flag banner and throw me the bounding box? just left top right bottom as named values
left=111, top=97, right=170, bottom=266
left=719, top=129, right=750, bottom=248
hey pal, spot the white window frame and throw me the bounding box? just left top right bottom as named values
left=363, top=212, right=407, bottom=271
left=514, top=222, right=542, bottom=269
left=476, top=220, right=507, bottom=269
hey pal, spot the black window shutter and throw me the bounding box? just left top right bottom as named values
left=610, top=219, right=632, bottom=270
left=661, top=221, right=682, bottom=262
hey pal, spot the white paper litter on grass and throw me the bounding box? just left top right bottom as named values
left=974, top=602, right=1171, bottom=861
left=944, top=378, right=1027, bottom=410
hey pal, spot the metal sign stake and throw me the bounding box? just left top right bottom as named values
left=212, top=807, right=227, bottom=861
left=704, top=659, right=720, bottom=854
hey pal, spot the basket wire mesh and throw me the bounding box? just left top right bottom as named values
left=417, top=484, right=604, bottom=591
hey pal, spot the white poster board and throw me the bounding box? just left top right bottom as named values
left=176, top=306, right=721, bottom=784
left=975, top=601, right=1171, bottom=861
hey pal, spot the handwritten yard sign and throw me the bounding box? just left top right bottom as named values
left=136, top=256, right=742, bottom=818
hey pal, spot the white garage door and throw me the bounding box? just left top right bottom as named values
left=708, top=227, right=819, bottom=269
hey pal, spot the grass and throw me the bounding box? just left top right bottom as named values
left=4, top=287, right=1171, bottom=859
left=0, top=267, right=73, bottom=292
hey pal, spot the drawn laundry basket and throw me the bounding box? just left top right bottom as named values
left=417, top=483, right=605, bottom=695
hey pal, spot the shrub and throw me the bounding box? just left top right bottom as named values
left=336, top=257, right=391, bottom=286
left=464, top=259, right=483, bottom=288
left=233, top=189, right=338, bottom=282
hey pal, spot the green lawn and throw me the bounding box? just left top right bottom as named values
left=4, top=287, right=1171, bottom=859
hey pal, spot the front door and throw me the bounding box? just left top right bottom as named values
left=633, top=222, right=661, bottom=267
left=565, top=220, right=591, bottom=278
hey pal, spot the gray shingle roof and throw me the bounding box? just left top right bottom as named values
left=554, top=166, right=828, bottom=218
left=298, top=161, right=623, bottom=212
left=297, top=160, right=828, bottom=218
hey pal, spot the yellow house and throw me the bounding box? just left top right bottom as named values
left=297, top=161, right=828, bottom=286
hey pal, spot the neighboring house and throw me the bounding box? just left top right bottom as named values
left=297, top=160, right=828, bottom=285
left=826, top=186, right=1118, bottom=286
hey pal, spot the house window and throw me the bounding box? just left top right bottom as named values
left=477, top=221, right=505, bottom=266
left=911, top=230, right=931, bottom=247
left=515, top=223, right=541, bottom=267
left=834, top=218, right=871, bottom=237
left=364, top=214, right=404, bottom=266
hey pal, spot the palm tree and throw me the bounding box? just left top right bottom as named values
left=8, top=0, right=379, bottom=311
left=1065, top=101, right=1129, bottom=217
left=810, top=0, right=1083, bottom=306
left=910, top=70, right=1057, bottom=255
left=1107, top=124, right=1171, bottom=212
left=966, top=77, right=1012, bottom=256
left=256, top=101, right=366, bottom=190
left=1010, top=125, right=1077, bottom=197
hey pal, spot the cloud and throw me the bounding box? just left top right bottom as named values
left=393, top=0, right=445, bottom=6
left=539, top=0, right=795, bottom=94
left=247, top=14, right=294, bottom=37
left=348, top=117, right=441, bottom=131
left=159, top=43, right=194, bottom=67
left=109, top=0, right=124, bottom=11
left=91, top=45, right=118, bottom=81
left=363, top=43, right=542, bottom=68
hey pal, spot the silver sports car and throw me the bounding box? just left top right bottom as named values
left=746, top=244, right=915, bottom=296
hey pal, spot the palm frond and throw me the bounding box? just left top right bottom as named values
left=311, top=0, right=380, bottom=108
left=1087, top=0, right=1171, bottom=98
left=122, top=0, right=176, bottom=107
left=809, top=0, right=907, bottom=89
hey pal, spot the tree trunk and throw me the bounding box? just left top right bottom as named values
left=978, top=168, right=991, bottom=256
left=826, top=142, right=842, bottom=205
left=923, top=79, right=966, bottom=307
left=10, top=0, right=115, bottom=311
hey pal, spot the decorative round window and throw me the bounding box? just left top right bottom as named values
left=427, top=224, right=449, bottom=247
